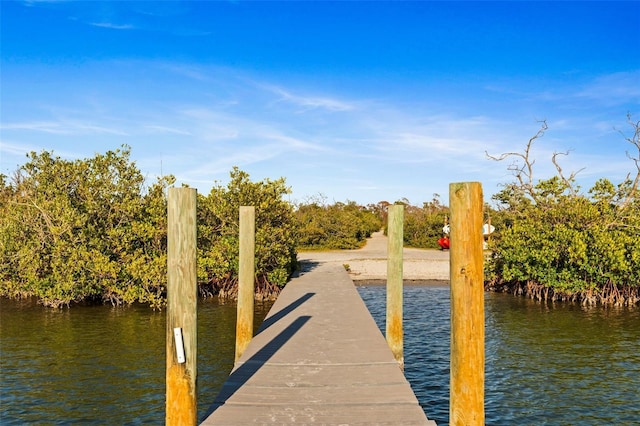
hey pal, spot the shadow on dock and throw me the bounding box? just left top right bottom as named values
left=293, top=259, right=322, bottom=276
left=202, top=293, right=315, bottom=421
left=258, top=292, right=315, bottom=333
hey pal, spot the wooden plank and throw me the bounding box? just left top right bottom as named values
left=201, top=261, right=436, bottom=425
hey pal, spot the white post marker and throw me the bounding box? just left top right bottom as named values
left=173, top=327, right=186, bottom=364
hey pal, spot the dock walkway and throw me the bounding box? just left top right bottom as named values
left=201, top=261, right=436, bottom=425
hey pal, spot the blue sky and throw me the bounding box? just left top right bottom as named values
left=2, top=1, right=639, bottom=206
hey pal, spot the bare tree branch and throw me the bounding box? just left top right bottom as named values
left=616, top=113, right=640, bottom=210
left=486, top=120, right=547, bottom=202
left=551, top=150, right=585, bottom=197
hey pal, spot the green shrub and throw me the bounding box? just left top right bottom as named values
left=486, top=116, right=640, bottom=304
left=402, top=195, right=449, bottom=249
left=197, top=167, right=297, bottom=298
left=295, top=200, right=382, bottom=250
left=0, top=152, right=298, bottom=306
left=0, top=146, right=171, bottom=308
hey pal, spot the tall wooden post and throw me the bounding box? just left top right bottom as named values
left=166, top=187, right=198, bottom=426
left=386, top=204, right=404, bottom=368
left=235, top=206, right=255, bottom=362
left=449, top=182, right=485, bottom=426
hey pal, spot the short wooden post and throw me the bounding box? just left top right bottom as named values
left=386, top=204, right=404, bottom=368
left=449, top=182, right=485, bottom=426
left=166, top=188, right=198, bottom=426
left=235, top=206, right=255, bottom=363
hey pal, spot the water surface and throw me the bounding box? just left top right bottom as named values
left=357, top=284, right=640, bottom=425
left=2, top=286, right=639, bottom=425
left=0, top=298, right=272, bottom=424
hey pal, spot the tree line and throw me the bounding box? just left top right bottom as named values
left=1, top=115, right=638, bottom=307
left=0, top=149, right=307, bottom=307
left=484, top=116, right=640, bottom=306
left=0, top=148, right=382, bottom=307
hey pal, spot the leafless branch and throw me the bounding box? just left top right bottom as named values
left=486, top=120, right=547, bottom=201
left=616, top=113, right=640, bottom=210
left=551, top=150, right=585, bottom=197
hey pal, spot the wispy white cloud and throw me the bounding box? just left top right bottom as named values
left=263, top=132, right=328, bottom=153
left=142, top=125, right=192, bottom=136
left=262, top=84, right=356, bottom=112
left=22, top=0, right=71, bottom=5
left=0, top=141, right=34, bottom=156
left=161, top=64, right=211, bottom=81
left=190, top=143, right=286, bottom=176
left=576, top=71, right=640, bottom=105
left=0, top=139, right=93, bottom=173
left=3, top=57, right=637, bottom=204
left=483, top=71, right=640, bottom=110
left=178, top=108, right=243, bottom=141
left=88, top=22, right=135, bottom=30
left=1, top=120, right=128, bottom=136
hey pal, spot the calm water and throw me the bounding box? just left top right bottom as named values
left=1, top=287, right=639, bottom=425
left=358, top=284, right=640, bottom=425
left=0, top=298, right=273, bottom=424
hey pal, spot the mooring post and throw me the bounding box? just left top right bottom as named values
left=449, top=182, right=485, bottom=426
left=166, top=187, right=198, bottom=426
left=235, top=206, right=255, bottom=363
left=386, top=204, right=404, bottom=368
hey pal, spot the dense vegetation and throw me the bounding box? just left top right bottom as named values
left=2, top=116, right=638, bottom=308
left=295, top=197, right=383, bottom=250
left=0, top=147, right=170, bottom=308
left=485, top=116, right=640, bottom=306
left=294, top=195, right=452, bottom=251
left=197, top=167, right=297, bottom=301
left=0, top=150, right=297, bottom=307
left=401, top=195, right=450, bottom=249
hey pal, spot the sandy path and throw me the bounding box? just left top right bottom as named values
left=297, top=231, right=450, bottom=281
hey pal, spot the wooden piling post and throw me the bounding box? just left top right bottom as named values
left=449, top=182, right=485, bottom=426
left=166, top=187, right=198, bottom=426
left=386, top=204, right=404, bottom=368
left=235, top=206, right=255, bottom=363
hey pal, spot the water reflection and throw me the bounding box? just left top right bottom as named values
left=2, top=288, right=638, bottom=425
left=356, top=284, right=640, bottom=426
left=0, top=298, right=273, bottom=424
left=484, top=293, right=640, bottom=426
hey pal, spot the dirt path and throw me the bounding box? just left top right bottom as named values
left=297, top=231, right=450, bottom=281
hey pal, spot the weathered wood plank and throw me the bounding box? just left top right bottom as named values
left=201, top=261, right=436, bottom=425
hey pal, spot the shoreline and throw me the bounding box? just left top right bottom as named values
left=353, top=279, right=449, bottom=286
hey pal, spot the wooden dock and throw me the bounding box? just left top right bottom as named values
left=201, top=261, right=436, bottom=425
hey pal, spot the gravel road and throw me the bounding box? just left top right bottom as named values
left=297, top=231, right=450, bottom=282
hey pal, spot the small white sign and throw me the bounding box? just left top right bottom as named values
left=173, top=327, right=186, bottom=364
left=482, top=224, right=495, bottom=235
